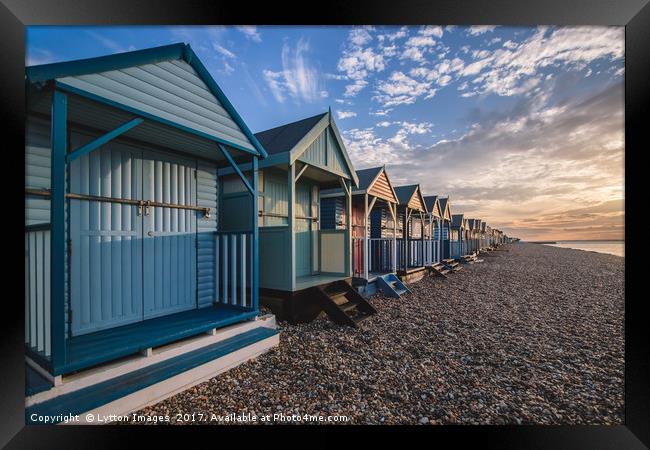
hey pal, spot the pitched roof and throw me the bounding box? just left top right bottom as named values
left=356, top=166, right=383, bottom=190
left=423, top=195, right=439, bottom=213
left=451, top=214, right=465, bottom=228
left=394, top=185, right=417, bottom=204
left=254, top=113, right=327, bottom=155
left=438, top=197, right=450, bottom=219
left=26, top=43, right=267, bottom=158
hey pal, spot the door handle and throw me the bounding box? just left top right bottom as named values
left=147, top=231, right=154, bottom=237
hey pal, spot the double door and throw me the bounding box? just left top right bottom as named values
left=69, top=137, right=197, bottom=336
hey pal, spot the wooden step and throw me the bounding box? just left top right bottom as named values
left=340, top=301, right=359, bottom=312
left=314, top=280, right=377, bottom=328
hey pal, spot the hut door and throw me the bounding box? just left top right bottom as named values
left=294, top=181, right=312, bottom=278
left=69, top=140, right=144, bottom=336
left=142, top=151, right=197, bottom=319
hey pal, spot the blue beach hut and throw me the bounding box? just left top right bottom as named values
left=24, top=44, right=278, bottom=419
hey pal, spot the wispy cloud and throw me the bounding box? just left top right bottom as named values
left=263, top=38, right=327, bottom=104
left=236, top=25, right=262, bottom=42
left=212, top=42, right=236, bottom=59
left=85, top=30, right=134, bottom=53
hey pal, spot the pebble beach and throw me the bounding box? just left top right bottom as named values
left=136, top=243, right=625, bottom=425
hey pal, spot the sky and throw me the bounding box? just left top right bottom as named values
left=26, top=25, right=625, bottom=241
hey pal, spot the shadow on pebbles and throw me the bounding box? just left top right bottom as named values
left=135, top=244, right=624, bottom=425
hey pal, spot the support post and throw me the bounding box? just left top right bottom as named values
left=363, top=193, right=369, bottom=280
left=51, top=90, right=67, bottom=374
left=420, top=212, right=425, bottom=267
left=390, top=203, right=397, bottom=274
left=345, top=179, right=352, bottom=277
left=251, top=156, right=259, bottom=311
left=288, top=164, right=295, bottom=290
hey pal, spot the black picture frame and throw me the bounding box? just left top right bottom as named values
left=1, top=1, right=647, bottom=447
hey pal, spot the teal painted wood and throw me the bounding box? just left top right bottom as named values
left=326, top=127, right=347, bottom=175
left=300, top=129, right=327, bottom=166
left=26, top=326, right=278, bottom=424
left=50, top=90, right=67, bottom=373
left=251, top=156, right=259, bottom=310
left=25, top=117, right=52, bottom=225
left=69, top=137, right=144, bottom=335
left=65, top=117, right=143, bottom=163
left=262, top=169, right=288, bottom=226
left=25, top=229, right=52, bottom=357
left=196, top=160, right=218, bottom=307
left=221, top=192, right=252, bottom=231
left=296, top=126, right=352, bottom=179
left=294, top=181, right=312, bottom=277
left=57, top=59, right=255, bottom=152
left=142, top=150, right=197, bottom=319
left=258, top=227, right=291, bottom=290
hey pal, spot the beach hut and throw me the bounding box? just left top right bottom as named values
left=463, top=218, right=471, bottom=255
left=24, top=44, right=279, bottom=419
left=437, top=197, right=453, bottom=259
left=423, top=196, right=444, bottom=266
left=451, top=214, right=465, bottom=259
left=243, top=111, right=376, bottom=326
left=465, top=219, right=475, bottom=253
left=480, top=221, right=488, bottom=250
left=321, top=166, right=408, bottom=297
left=394, top=185, right=428, bottom=282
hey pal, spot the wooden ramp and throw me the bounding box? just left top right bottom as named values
left=314, top=280, right=377, bottom=327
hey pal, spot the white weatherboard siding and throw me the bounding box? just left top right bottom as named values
left=57, top=59, right=255, bottom=152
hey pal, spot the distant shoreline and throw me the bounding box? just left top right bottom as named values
left=525, top=239, right=624, bottom=244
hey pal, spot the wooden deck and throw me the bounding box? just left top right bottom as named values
left=59, top=305, right=257, bottom=374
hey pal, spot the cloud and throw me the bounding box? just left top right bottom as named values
left=467, top=26, right=497, bottom=35
left=349, top=78, right=624, bottom=240
left=457, top=26, right=624, bottom=97
left=337, top=40, right=386, bottom=97
left=349, top=27, right=374, bottom=46
left=212, top=43, right=236, bottom=59
left=420, top=26, right=444, bottom=38
left=262, top=38, right=326, bottom=103
left=336, top=110, right=357, bottom=119
left=26, top=47, right=57, bottom=66
left=373, top=71, right=433, bottom=106
left=370, top=108, right=393, bottom=116
left=85, top=30, right=131, bottom=53
left=236, top=25, right=262, bottom=42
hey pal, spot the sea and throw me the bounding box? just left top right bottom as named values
left=543, top=240, right=624, bottom=257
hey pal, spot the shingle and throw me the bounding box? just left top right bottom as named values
left=254, top=113, right=327, bottom=155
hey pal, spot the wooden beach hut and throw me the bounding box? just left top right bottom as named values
left=423, top=196, right=444, bottom=266
left=321, top=166, right=408, bottom=298
left=451, top=214, right=466, bottom=259
left=24, top=44, right=279, bottom=420
left=480, top=221, right=488, bottom=250
left=394, top=185, right=428, bottom=282
left=437, top=197, right=453, bottom=259
left=466, top=218, right=479, bottom=254
left=241, top=111, right=376, bottom=326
